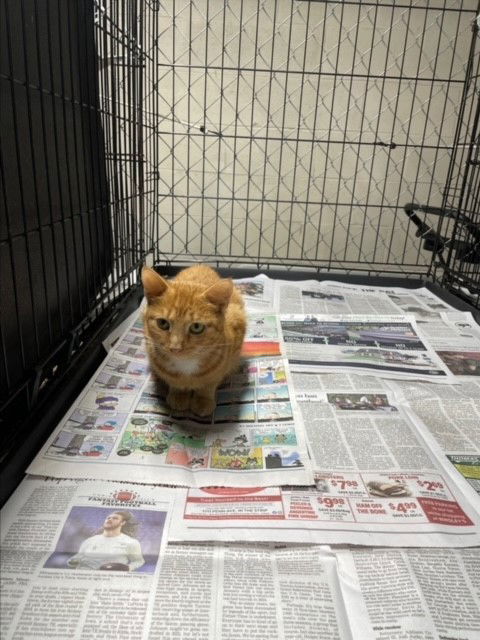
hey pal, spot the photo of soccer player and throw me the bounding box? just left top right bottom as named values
left=44, top=505, right=167, bottom=575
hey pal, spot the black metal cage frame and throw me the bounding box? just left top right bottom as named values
left=1, top=0, right=479, bottom=503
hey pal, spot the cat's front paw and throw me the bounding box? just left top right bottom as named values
left=167, top=388, right=191, bottom=411
left=191, top=393, right=216, bottom=417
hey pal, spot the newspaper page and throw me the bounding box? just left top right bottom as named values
left=271, top=279, right=480, bottom=377
left=305, top=281, right=480, bottom=374
left=169, top=389, right=480, bottom=546
left=392, top=378, right=480, bottom=495
left=374, top=306, right=480, bottom=377
left=0, top=477, right=174, bottom=640
left=242, top=311, right=283, bottom=358
left=337, top=547, right=480, bottom=640
left=291, top=371, right=391, bottom=393
left=234, top=274, right=275, bottom=310
left=280, top=314, right=455, bottom=382
left=386, top=306, right=480, bottom=492
left=398, top=310, right=476, bottom=352
left=5, top=481, right=478, bottom=640
left=317, top=283, right=480, bottom=374
left=274, top=279, right=399, bottom=315
left=151, top=542, right=352, bottom=640
left=318, top=281, right=477, bottom=337
left=27, top=312, right=313, bottom=487
left=429, top=311, right=480, bottom=377
left=380, top=286, right=458, bottom=322
left=320, top=282, right=457, bottom=317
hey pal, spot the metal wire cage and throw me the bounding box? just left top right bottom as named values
left=1, top=0, right=155, bottom=452
left=1, top=0, right=479, bottom=490
left=149, top=0, right=479, bottom=286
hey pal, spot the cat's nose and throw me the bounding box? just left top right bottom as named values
left=170, top=344, right=183, bottom=352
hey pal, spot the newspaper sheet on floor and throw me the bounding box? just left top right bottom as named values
left=0, top=476, right=174, bottom=640
left=169, top=388, right=480, bottom=547
left=27, top=311, right=313, bottom=488
left=234, top=273, right=275, bottom=309
left=274, top=278, right=480, bottom=492
left=152, top=542, right=354, bottom=640
left=424, top=310, right=480, bottom=377
left=5, top=488, right=478, bottom=640
left=392, top=377, right=480, bottom=495
left=275, top=278, right=477, bottom=339
left=313, top=282, right=458, bottom=317
left=387, top=308, right=480, bottom=493
left=291, top=371, right=391, bottom=393
left=274, top=278, right=401, bottom=315
left=1, top=492, right=352, bottom=640
left=337, top=546, right=480, bottom=640
left=314, top=282, right=480, bottom=373
left=280, top=314, right=456, bottom=382
left=271, top=279, right=474, bottom=323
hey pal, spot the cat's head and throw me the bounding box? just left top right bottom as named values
left=141, top=267, right=233, bottom=357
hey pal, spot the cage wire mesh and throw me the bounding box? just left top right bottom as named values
left=437, top=24, right=480, bottom=307
left=0, top=0, right=154, bottom=423
left=145, top=0, right=479, bottom=282
left=94, top=0, right=150, bottom=286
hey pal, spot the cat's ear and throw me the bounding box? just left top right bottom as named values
left=142, top=267, right=169, bottom=302
left=203, top=278, right=233, bottom=310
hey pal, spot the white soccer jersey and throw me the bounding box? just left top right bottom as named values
left=67, top=533, right=144, bottom=571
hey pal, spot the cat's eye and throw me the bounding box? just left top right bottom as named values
left=156, top=318, right=170, bottom=331
left=189, top=322, right=205, bottom=335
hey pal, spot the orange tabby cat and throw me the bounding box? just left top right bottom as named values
left=141, top=265, right=246, bottom=416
